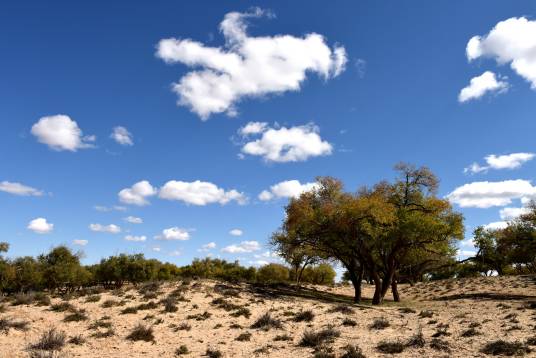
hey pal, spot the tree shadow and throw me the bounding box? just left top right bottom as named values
left=433, top=292, right=536, bottom=301
left=247, top=283, right=386, bottom=308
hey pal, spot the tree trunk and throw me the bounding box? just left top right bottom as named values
left=348, top=265, right=363, bottom=303
left=391, top=279, right=400, bottom=302
left=371, top=271, right=383, bottom=305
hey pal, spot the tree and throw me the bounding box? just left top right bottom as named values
left=256, top=263, right=289, bottom=283
left=38, top=246, right=90, bottom=292
left=272, top=232, right=319, bottom=285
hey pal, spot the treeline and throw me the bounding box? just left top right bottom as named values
left=272, top=163, right=465, bottom=305
left=0, top=245, right=335, bottom=295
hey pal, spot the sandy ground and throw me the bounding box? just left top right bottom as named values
left=1, top=275, right=536, bottom=357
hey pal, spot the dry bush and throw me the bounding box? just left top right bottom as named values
left=327, top=305, right=354, bottom=314
left=205, top=348, right=223, bottom=358
left=406, top=329, right=425, bottom=348
left=376, top=340, right=405, bottom=354
left=340, top=345, right=366, bottom=358
left=418, top=310, right=434, bottom=318
left=63, top=309, right=88, bottom=322
left=369, top=317, right=389, bottom=330
left=231, top=307, right=251, bottom=318
left=121, top=306, right=138, bottom=314
left=294, top=310, right=315, bottom=322
left=342, top=318, right=357, bottom=327
left=29, top=328, right=66, bottom=351
left=235, top=332, right=252, bottom=341
left=85, top=295, right=101, bottom=303
left=0, top=317, right=29, bottom=333
left=50, top=302, right=74, bottom=312
left=187, top=311, right=212, bottom=321
left=299, top=326, right=340, bottom=348
left=126, top=323, right=154, bottom=342
left=251, top=313, right=282, bottom=330
left=175, top=345, right=189, bottom=355
left=101, top=299, right=121, bottom=308
left=480, top=340, right=531, bottom=356
left=68, top=335, right=86, bottom=345
left=430, top=338, right=450, bottom=352
left=273, top=334, right=293, bottom=341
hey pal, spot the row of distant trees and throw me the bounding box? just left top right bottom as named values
left=0, top=245, right=335, bottom=295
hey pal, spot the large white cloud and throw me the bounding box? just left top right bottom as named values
left=111, top=126, right=134, bottom=146
left=446, top=179, right=536, bottom=208
left=0, top=181, right=43, bottom=196
left=239, top=123, right=332, bottom=162
left=27, top=217, right=53, bottom=234
left=89, top=223, right=121, bottom=234
left=118, top=180, right=157, bottom=206
left=31, top=115, right=95, bottom=151
left=156, top=8, right=347, bottom=119
left=464, top=152, right=535, bottom=174
left=221, top=240, right=261, bottom=253
left=458, top=71, right=508, bottom=103
left=467, top=17, right=536, bottom=89
left=259, top=179, right=319, bottom=201
left=155, top=227, right=191, bottom=241
left=159, top=180, right=246, bottom=206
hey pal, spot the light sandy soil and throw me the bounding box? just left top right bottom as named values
left=1, top=275, right=536, bottom=357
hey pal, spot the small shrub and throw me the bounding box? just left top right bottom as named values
left=88, top=319, right=112, bottom=330
left=91, top=329, right=115, bottom=338
left=314, top=351, right=335, bottom=358
left=85, top=295, right=101, bottom=303
left=342, top=318, right=357, bottom=327
left=12, top=292, right=35, bottom=306
left=64, top=309, right=88, bottom=322
left=50, top=302, right=74, bottom=312
left=176, top=345, right=189, bottom=355
left=341, top=344, right=366, bottom=358
left=294, top=310, right=315, bottom=322
left=137, top=301, right=158, bottom=310
left=231, top=307, right=251, bottom=318
left=461, top=327, right=480, bottom=337
left=369, top=317, right=389, bottom=330
left=29, top=328, right=66, bottom=351
left=299, top=326, right=340, bottom=347
left=481, top=340, right=530, bottom=356
left=236, top=332, right=252, bottom=341
left=230, top=323, right=242, bottom=329
left=164, top=299, right=178, bottom=313
left=418, top=310, right=434, bottom=318
left=430, top=338, right=450, bottom=352
left=398, top=307, right=416, bottom=314
left=251, top=313, right=282, bottom=330
left=0, top=317, right=29, bottom=333
left=273, top=334, right=293, bottom=341
left=34, top=292, right=51, bottom=306
left=176, top=322, right=191, bottom=331
left=376, top=340, right=405, bottom=354
left=121, top=306, right=138, bottom=314
left=187, top=311, right=212, bottom=321
left=68, top=335, right=86, bottom=345
left=101, top=299, right=120, bottom=308
left=205, top=348, right=222, bottom=358
left=406, top=329, right=425, bottom=348
left=526, top=337, right=536, bottom=346
left=126, top=323, right=154, bottom=342
left=327, top=305, right=354, bottom=314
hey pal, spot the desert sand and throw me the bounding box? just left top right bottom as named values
left=1, top=275, right=536, bottom=357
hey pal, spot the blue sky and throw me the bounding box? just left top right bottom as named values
left=1, top=1, right=536, bottom=267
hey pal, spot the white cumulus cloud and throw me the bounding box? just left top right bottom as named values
left=221, top=240, right=261, bottom=253
left=0, top=181, right=43, bottom=196
left=446, top=179, right=536, bottom=208
left=483, top=221, right=509, bottom=230
left=199, top=242, right=217, bottom=252
left=118, top=180, right=157, bottom=206
left=229, top=229, right=243, bottom=236
left=155, top=227, right=191, bottom=241
left=159, top=180, right=246, bottom=206
left=111, top=126, right=134, bottom=146
left=458, top=71, right=508, bottom=103
left=464, top=152, right=535, bottom=174
left=89, top=223, right=121, bottom=234
left=259, top=179, right=319, bottom=201
left=73, top=239, right=88, bottom=246
left=124, top=235, right=146, bottom=242
left=27, top=217, right=53, bottom=234
left=467, top=17, right=536, bottom=89
left=31, top=115, right=95, bottom=151
left=156, top=8, right=347, bottom=119
left=124, top=216, right=143, bottom=224
left=239, top=123, right=332, bottom=162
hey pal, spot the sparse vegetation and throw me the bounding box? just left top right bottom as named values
left=251, top=312, right=282, bottom=330
left=176, top=345, right=189, bottom=355
left=0, top=317, right=29, bottom=333
left=376, top=340, right=405, bottom=354
left=299, top=326, right=340, bottom=348
left=341, top=345, right=366, bottom=358
left=369, top=317, right=389, bottom=330
left=29, top=328, right=66, bottom=351
left=235, top=332, right=252, bottom=341
left=294, top=309, right=315, bottom=322
left=126, top=323, right=154, bottom=342
left=481, top=340, right=531, bottom=356
left=205, top=348, right=223, bottom=358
